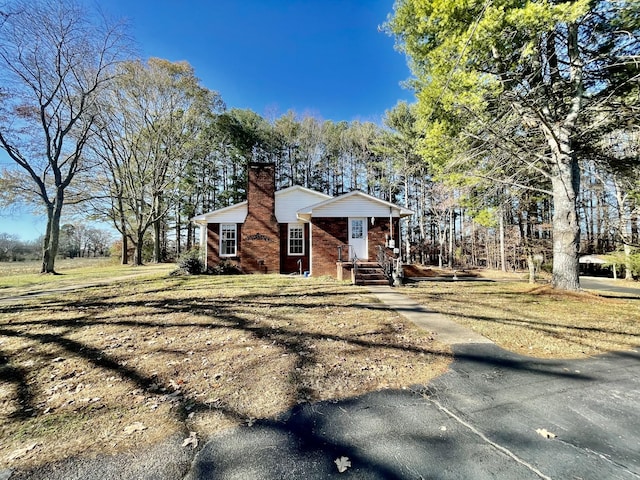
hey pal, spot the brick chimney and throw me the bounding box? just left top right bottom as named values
left=242, top=162, right=280, bottom=273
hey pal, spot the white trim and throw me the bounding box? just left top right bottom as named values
left=309, top=222, right=313, bottom=276
left=191, top=202, right=248, bottom=224
left=276, top=184, right=333, bottom=199
left=219, top=224, right=237, bottom=257
left=287, top=223, right=305, bottom=256
left=200, top=224, right=207, bottom=264
left=297, top=190, right=414, bottom=218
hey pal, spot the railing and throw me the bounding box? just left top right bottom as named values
left=352, top=251, right=359, bottom=281
left=377, top=245, right=392, bottom=278
left=337, top=244, right=356, bottom=263
left=377, top=245, right=403, bottom=285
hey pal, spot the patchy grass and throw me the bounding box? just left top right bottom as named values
left=0, top=273, right=449, bottom=470
left=0, top=259, right=175, bottom=291
left=0, top=257, right=118, bottom=276
left=402, top=280, right=640, bottom=358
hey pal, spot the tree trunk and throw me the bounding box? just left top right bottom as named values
left=134, top=231, right=144, bottom=266
left=542, top=21, right=583, bottom=290
left=631, top=205, right=638, bottom=246
left=624, top=243, right=633, bottom=280
left=438, top=227, right=444, bottom=268
left=41, top=204, right=54, bottom=274
left=448, top=208, right=454, bottom=268
left=471, top=221, right=476, bottom=267
left=526, top=251, right=536, bottom=284
left=404, top=175, right=411, bottom=262
left=499, top=205, right=506, bottom=272
left=41, top=194, right=64, bottom=273
left=186, top=222, right=193, bottom=251
left=121, top=232, right=128, bottom=265
left=550, top=149, right=581, bottom=291
left=176, top=204, right=182, bottom=257
left=153, top=219, right=161, bottom=263
left=613, top=181, right=634, bottom=281
left=117, top=196, right=129, bottom=265
left=419, top=178, right=426, bottom=264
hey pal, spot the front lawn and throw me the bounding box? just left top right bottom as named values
left=0, top=273, right=449, bottom=470
left=402, top=280, right=640, bottom=358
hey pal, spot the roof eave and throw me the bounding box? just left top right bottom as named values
left=190, top=201, right=248, bottom=224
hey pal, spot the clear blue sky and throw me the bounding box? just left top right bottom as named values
left=109, top=0, right=413, bottom=120
left=1, top=0, right=414, bottom=240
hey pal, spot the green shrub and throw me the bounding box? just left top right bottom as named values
left=177, top=249, right=204, bottom=275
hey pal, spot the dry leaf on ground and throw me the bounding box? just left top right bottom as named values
left=8, top=443, right=39, bottom=461
left=334, top=456, right=351, bottom=473
left=182, top=432, right=198, bottom=449
left=123, top=422, right=147, bottom=435
left=536, top=428, right=557, bottom=439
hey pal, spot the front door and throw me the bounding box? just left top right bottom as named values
left=348, top=217, right=368, bottom=260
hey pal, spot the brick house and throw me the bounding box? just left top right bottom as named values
left=191, top=162, right=413, bottom=280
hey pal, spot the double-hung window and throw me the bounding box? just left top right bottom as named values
left=288, top=223, right=304, bottom=256
left=220, top=224, right=237, bottom=257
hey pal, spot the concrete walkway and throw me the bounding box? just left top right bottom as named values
left=367, top=285, right=493, bottom=345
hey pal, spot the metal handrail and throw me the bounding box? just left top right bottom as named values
left=352, top=249, right=359, bottom=280
left=338, top=244, right=358, bottom=263
left=377, top=245, right=392, bottom=278
left=377, top=244, right=403, bottom=285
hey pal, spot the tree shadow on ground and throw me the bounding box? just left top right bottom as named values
left=399, top=286, right=640, bottom=354
left=0, top=275, right=613, bottom=476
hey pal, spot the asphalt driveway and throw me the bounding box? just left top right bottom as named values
left=580, top=276, right=640, bottom=297
left=182, top=343, right=640, bottom=480
left=14, top=343, right=639, bottom=480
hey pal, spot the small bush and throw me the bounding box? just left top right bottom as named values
left=177, top=249, right=204, bottom=275
left=211, top=260, right=242, bottom=275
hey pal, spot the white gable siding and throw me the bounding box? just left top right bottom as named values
left=312, top=195, right=400, bottom=218
left=276, top=188, right=331, bottom=223
left=201, top=203, right=247, bottom=224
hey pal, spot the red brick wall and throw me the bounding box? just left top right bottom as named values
left=367, top=217, right=400, bottom=258
left=311, top=217, right=348, bottom=276
left=242, top=163, right=280, bottom=273
left=206, top=223, right=242, bottom=270
left=311, top=217, right=401, bottom=277
left=280, top=223, right=310, bottom=274
left=206, top=224, right=220, bottom=267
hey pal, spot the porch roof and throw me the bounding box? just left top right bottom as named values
left=296, top=190, right=414, bottom=221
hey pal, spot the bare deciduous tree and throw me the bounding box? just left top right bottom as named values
left=0, top=0, right=128, bottom=272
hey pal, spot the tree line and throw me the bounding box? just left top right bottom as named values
left=0, top=0, right=638, bottom=290
left=0, top=224, right=112, bottom=262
